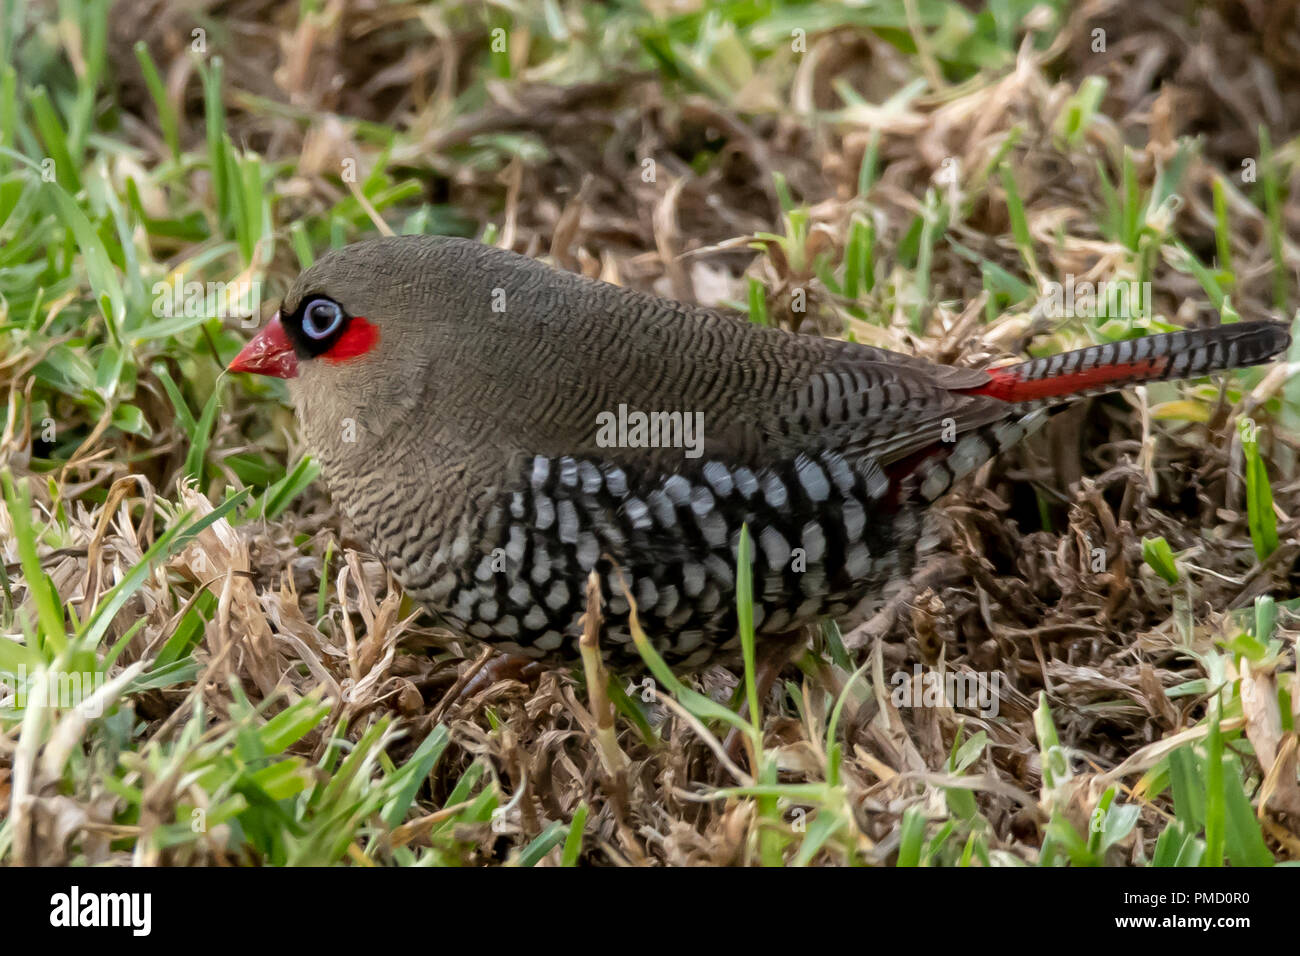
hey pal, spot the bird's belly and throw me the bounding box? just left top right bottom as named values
left=389, top=452, right=921, bottom=670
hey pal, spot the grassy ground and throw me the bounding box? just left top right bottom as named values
left=2, top=0, right=1299, bottom=866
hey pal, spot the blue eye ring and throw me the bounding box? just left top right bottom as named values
left=302, top=298, right=345, bottom=340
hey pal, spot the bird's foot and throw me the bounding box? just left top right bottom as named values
left=435, top=651, right=546, bottom=717
left=461, top=652, right=546, bottom=699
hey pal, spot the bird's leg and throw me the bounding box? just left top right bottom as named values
left=453, top=651, right=546, bottom=703
left=723, top=630, right=805, bottom=766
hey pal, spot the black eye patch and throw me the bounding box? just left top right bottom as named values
left=283, top=295, right=351, bottom=357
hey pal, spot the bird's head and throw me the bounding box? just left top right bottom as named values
left=228, top=236, right=500, bottom=455
left=228, top=235, right=474, bottom=380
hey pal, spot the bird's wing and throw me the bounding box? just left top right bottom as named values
left=772, top=357, right=1013, bottom=465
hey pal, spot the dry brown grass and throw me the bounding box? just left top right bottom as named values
left=4, top=0, right=1299, bottom=865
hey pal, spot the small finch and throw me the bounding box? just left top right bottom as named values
left=230, top=236, right=1289, bottom=668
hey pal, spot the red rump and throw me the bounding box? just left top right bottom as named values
left=963, top=357, right=1168, bottom=403
left=325, top=316, right=380, bottom=362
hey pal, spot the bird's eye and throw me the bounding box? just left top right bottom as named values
left=302, top=298, right=345, bottom=340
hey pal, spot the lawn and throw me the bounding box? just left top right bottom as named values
left=1, top=0, right=1298, bottom=866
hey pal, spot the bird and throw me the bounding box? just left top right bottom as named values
left=228, top=235, right=1289, bottom=670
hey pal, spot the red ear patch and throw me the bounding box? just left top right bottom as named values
left=324, top=316, right=380, bottom=363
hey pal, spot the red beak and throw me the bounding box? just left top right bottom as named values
left=229, top=313, right=298, bottom=378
